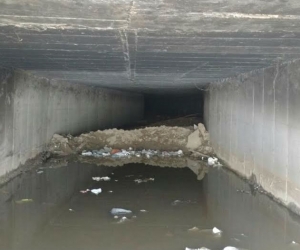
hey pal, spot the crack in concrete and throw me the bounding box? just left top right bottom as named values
left=126, top=0, right=134, bottom=29
left=119, top=29, right=131, bottom=81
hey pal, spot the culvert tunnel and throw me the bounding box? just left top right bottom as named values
left=1, top=1, right=300, bottom=249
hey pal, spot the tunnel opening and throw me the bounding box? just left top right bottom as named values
left=142, top=92, right=205, bottom=127
left=1, top=0, right=300, bottom=249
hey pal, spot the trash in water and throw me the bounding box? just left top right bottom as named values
left=15, top=199, right=33, bottom=204
left=223, top=247, right=239, bottom=250
left=171, top=200, right=196, bottom=206
left=69, top=209, right=74, bottom=212
left=212, top=227, right=222, bottom=234
left=140, top=209, right=147, bottom=212
left=111, top=208, right=132, bottom=215
left=134, top=178, right=155, bottom=184
left=115, top=180, right=119, bottom=182
left=37, top=170, right=44, bottom=174
left=186, top=247, right=210, bottom=250
left=80, top=189, right=90, bottom=194
left=114, top=215, right=119, bottom=219
left=108, top=190, right=113, bottom=193
left=92, top=176, right=111, bottom=181
left=81, top=148, right=184, bottom=159
left=90, top=188, right=102, bottom=195
left=290, top=241, right=300, bottom=246
left=188, top=226, right=200, bottom=232
left=117, top=216, right=130, bottom=224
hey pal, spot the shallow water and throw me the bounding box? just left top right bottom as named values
left=1, top=161, right=300, bottom=250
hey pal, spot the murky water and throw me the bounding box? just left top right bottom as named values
left=1, top=160, right=300, bottom=250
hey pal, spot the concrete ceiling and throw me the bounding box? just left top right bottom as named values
left=1, top=0, right=300, bottom=93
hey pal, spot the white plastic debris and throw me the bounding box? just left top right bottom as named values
left=223, top=247, right=239, bottom=250
left=134, top=178, right=155, bottom=184
left=80, top=189, right=90, bottom=194
left=208, top=157, right=220, bottom=166
left=290, top=241, right=299, bottom=246
left=90, top=188, right=102, bottom=195
left=188, top=226, right=200, bottom=232
left=111, top=208, right=132, bottom=215
left=117, top=216, right=130, bottom=224
left=81, top=148, right=184, bottom=159
left=37, top=171, right=44, bottom=174
left=92, top=176, right=111, bottom=181
left=108, top=190, right=113, bottom=193
left=69, top=209, right=74, bottom=212
left=82, top=151, right=93, bottom=156
left=186, top=248, right=210, bottom=250
left=140, top=209, right=147, bottom=212
left=212, top=227, right=222, bottom=234
left=193, top=124, right=198, bottom=130
left=114, top=215, right=119, bottom=219
left=172, top=200, right=196, bottom=206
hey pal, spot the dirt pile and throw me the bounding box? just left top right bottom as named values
left=48, top=124, right=213, bottom=156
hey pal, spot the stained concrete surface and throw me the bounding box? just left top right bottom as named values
left=205, top=58, right=300, bottom=215
left=1, top=1, right=300, bottom=93
left=1, top=161, right=300, bottom=250
left=0, top=69, right=144, bottom=176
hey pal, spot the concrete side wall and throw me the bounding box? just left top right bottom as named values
left=0, top=69, right=144, bottom=176
left=205, top=59, right=300, bottom=213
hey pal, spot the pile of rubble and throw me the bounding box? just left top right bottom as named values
left=48, top=123, right=214, bottom=157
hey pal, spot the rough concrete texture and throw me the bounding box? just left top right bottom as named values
left=48, top=124, right=213, bottom=156
left=1, top=1, right=300, bottom=93
left=205, top=58, right=300, bottom=215
left=0, top=69, right=144, bottom=177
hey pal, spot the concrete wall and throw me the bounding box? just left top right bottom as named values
left=0, top=69, right=144, bottom=176
left=205, top=59, right=300, bottom=214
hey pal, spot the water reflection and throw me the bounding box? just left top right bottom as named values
left=0, top=159, right=299, bottom=250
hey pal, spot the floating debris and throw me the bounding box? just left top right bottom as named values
left=108, top=190, right=113, bottom=193
left=140, top=209, right=147, bottom=213
left=69, top=209, right=74, bottom=212
left=185, top=247, right=210, bottom=250
left=223, top=247, right=239, bottom=250
left=81, top=148, right=184, bottom=159
left=188, top=226, right=200, bottom=232
left=37, top=170, right=44, bottom=174
left=80, top=189, right=90, bottom=194
left=92, top=176, right=111, bottom=181
left=90, top=188, right=102, bottom=195
left=289, top=241, right=300, bottom=246
left=117, top=216, right=130, bottom=224
left=171, top=200, right=196, bottom=206
left=111, top=208, right=132, bottom=216
left=15, top=199, right=33, bottom=204
left=134, top=178, right=155, bottom=184
left=212, top=227, right=222, bottom=234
